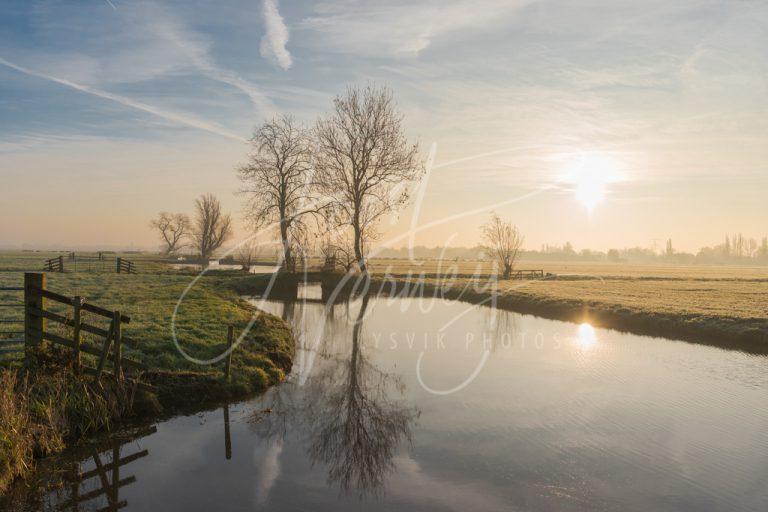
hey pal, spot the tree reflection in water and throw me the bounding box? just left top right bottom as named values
left=253, top=293, right=419, bottom=498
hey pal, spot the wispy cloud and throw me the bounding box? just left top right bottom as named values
left=0, top=57, right=247, bottom=143
left=299, top=0, right=531, bottom=57
left=260, top=0, right=293, bottom=70
left=141, top=7, right=276, bottom=114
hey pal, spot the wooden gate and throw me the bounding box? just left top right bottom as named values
left=23, top=273, right=147, bottom=385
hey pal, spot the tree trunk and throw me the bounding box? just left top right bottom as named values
left=280, top=220, right=293, bottom=273
left=353, top=221, right=367, bottom=275
left=503, top=263, right=511, bottom=279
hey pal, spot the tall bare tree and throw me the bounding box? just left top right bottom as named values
left=481, top=213, right=523, bottom=279
left=149, top=212, right=190, bottom=255
left=314, top=84, right=422, bottom=274
left=192, top=193, right=233, bottom=261
left=238, top=115, right=315, bottom=272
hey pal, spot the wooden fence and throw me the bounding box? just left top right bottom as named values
left=44, top=255, right=64, bottom=272
left=116, top=257, right=137, bottom=274
left=23, top=273, right=147, bottom=386
left=42, top=254, right=137, bottom=274
left=509, top=269, right=545, bottom=279
left=70, top=252, right=109, bottom=272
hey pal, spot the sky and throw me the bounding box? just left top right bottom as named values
left=0, top=0, right=766, bottom=252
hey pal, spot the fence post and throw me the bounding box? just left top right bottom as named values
left=225, top=325, right=233, bottom=381
left=72, top=296, right=83, bottom=370
left=58, top=255, right=64, bottom=273
left=24, top=272, right=45, bottom=357
left=116, top=257, right=121, bottom=274
left=113, top=310, right=122, bottom=380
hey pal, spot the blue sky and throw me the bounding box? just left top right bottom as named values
left=1, top=0, right=767, bottom=250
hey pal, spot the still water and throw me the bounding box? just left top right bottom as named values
left=170, top=261, right=280, bottom=273
left=6, top=291, right=768, bottom=511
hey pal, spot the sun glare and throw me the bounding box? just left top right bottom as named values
left=576, top=322, right=597, bottom=350
left=561, top=153, right=623, bottom=212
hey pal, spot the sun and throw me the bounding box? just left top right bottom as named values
left=561, top=153, right=623, bottom=212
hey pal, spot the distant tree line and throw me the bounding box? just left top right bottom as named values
left=375, top=235, right=768, bottom=265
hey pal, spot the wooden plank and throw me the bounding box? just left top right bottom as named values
left=27, top=307, right=116, bottom=338
left=82, top=302, right=131, bottom=324
left=79, top=450, right=149, bottom=480
left=42, top=330, right=77, bottom=348
left=61, top=477, right=136, bottom=505
left=29, top=288, right=131, bottom=323
left=30, top=329, right=145, bottom=369
left=113, top=311, right=122, bottom=379
left=73, top=296, right=83, bottom=368
left=95, top=322, right=114, bottom=380
left=33, top=286, right=71, bottom=304
left=0, top=287, right=24, bottom=291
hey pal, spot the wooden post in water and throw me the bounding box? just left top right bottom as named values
left=113, top=310, right=122, bottom=380
left=223, top=403, right=232, bottom=460
left=24, top=272, right=45, bottom=357
left=225, top=325, right=234, bottom=381
left=72, top=296, right=84, bottom=370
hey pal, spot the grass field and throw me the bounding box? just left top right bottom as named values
left=3, top=251, right=766, bottom=355
left=367, top=258, right=768, bottom=280
left=0, top=251, right=293, bottom=385
left=363, top=257, right=768, bottom=351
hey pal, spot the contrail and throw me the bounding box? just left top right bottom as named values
left=105, top=0, right=117, bottom=10
left=0, top=57, right=247, bottom=143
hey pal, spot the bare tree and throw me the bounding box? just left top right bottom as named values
left=238, top=115, right=315, bottom=272
left=481, top=213, right=523, bottom=279
left=192, top=193, right=233, bottom=261
left=314, top=84, right=422, bottom=274
left=149, top=212, right=190, bottom=255
left=236, top=240, right=260, bottom=271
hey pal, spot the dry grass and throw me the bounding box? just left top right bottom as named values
left=360, top=258, right=768, bottom=351
left=366, top=258, right=768, bottom=280
left=359, top=258, right=768, bottom=320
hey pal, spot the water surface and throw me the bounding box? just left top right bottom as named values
left=8, top=291, right=768, bottom=511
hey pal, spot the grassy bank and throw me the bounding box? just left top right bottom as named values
left=385, top=278, right=768, bottom=353
left=352, top=258, right=768, bottom=352
left=234, top=265, right=767, bottom=353
left=0, top=251, right=295, bottom=492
